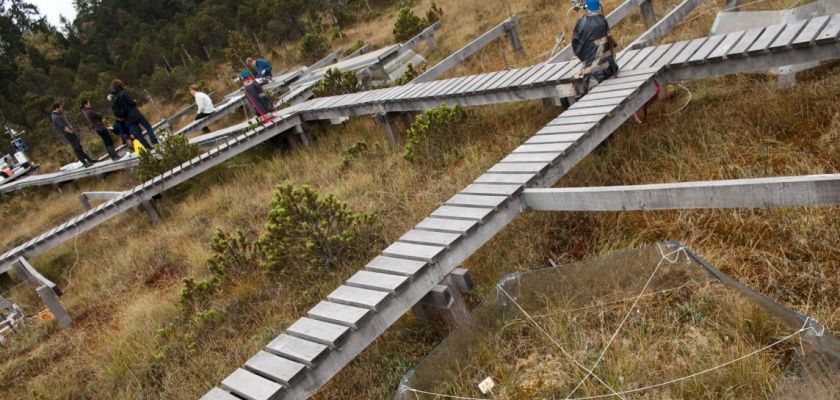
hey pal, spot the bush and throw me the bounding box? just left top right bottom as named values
left=393, top=7, right=426, bottom=42
left=345, top=39, right=365, bottom=55
left=312, top=68, right=362, bottom=98
left=403, top=104, right=468, bottom=165
left=136, top=132, right=199, bottom=181
left=260, top=182, right=382, bottom=273
left=340, top=141, right=368, bottom=170
left=298, top=32, right=329, bottom=63
left=426, top=2, right=444, bottom=24
left=394, top=63, right=420, bottom=86
left=393, top=3, right=444, bottom=42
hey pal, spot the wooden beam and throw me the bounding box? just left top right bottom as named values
left=79, top=191, right=124, bottom=210
left=628, top=0, right=706, bottom=50
left=522, top=174, right=840, bottom=211
left=400, top=20, right=443, bottom=50
left=412, top=16, right=520, bottom=83
left=546, top=0, right=646, bottom=63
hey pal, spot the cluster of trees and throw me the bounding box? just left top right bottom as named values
left=0, top=0, right=400, bottom=156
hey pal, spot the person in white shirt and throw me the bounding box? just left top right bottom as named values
left=189, top=84, right=216, bottom=133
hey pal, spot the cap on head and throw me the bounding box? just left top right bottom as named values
left=52, top=101, right=62, bottom=111
left=585, top=0, right=601, bottom=11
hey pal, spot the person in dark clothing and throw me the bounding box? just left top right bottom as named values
left=109, top=79, right=159, bottom=147
left=240, top=71, right=274, bottom=121
left=51, top=102, right=95, bottom=167
left=246, top=57, right=273, bottom=80
left=571, top=0, right=618, bottom=96
left=80, top=100, right=119, bottom=160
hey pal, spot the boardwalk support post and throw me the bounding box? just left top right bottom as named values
left=294, top=125, right=314, bottom=148
left=411, top=268, right=473, bottom=329
left=640, top=0, right=657, bottom=28
left=79, top=191, right=124, bottom=211
left=375, top=113, right=402, bottom=144
left=140, top=199, right=162, bottom=225
left=13, top=257, right=72, bottom=328
left=505, top=17, right=523, bottom=53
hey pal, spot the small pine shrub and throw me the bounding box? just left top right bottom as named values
left=394, top=63, right=420, bottom=86
left=298, top=32, right=329, bottom=63
left=403, top=104, right=468, bottom=165
left=136, top=132, right=199, bottom=181
left=312, top=68, right=362, bottom=98
left=393, top=7, right=426, bottom=42
left=426, top=2, right=444, bottom=24
left=340, top=141, right=368, bottom=170
left=260, top=182, right=382, bottom=273
left=345, top=39, right=365, bottom=55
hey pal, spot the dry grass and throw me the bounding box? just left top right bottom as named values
left=1, top=0, right=838, bottom=398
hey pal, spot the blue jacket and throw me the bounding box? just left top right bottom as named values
left=255, top=59, right=273, bottom=78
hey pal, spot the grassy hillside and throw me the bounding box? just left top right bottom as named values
left=2, top=0, right=838, bottom=398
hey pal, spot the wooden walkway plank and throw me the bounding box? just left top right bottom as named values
left=569, top=96, right=626, bottom=109
left=727, top=27, right=765, bottom=58
left=431, top=205, right=494, bottom=221
left=792, top=16, right=831, bottom=47
left=769, top=20, right=808, bottom=51
left=327, top=286, right=390, bottom=311
left=512, top=143, right=573, bottom=154
left=526, top=133, right=586, bottom=144
left=287, top=317, right=350, bottom=348
left=622, top=46, right=656, bottom=70
left=346, top=270, right=410, bottom=294
left=382, top=242, right=446, bottom=262
left=670, top=37, right=708, bottom=66
left=415, top=216, right=479, bottom=234
left=688, top=34, right=726, bottom=64
left=487, top=162, right=549, bottom=173
left=308, top=301, right=370, bottom=329
left=201, top=388, right=241, bottom=400
left=548, top=114, right=604, bottom=125
left=221, top=369, right=283, bottom=400
left=474, top=173, right=536, bottom=184
left=638, top=43, right=673, bottom=68
left=815, top=14, right=840, bottom=44
left=399, top=229, right=462, bottom=248
left=538, top=122, right=596, bottom=134
left=560, top=105, right=617, bottom=116
left=747, top=23, right=786, bottom=55
left=501, top=152, right=563, bottom=163
left=653, top=39, right=690, bottom=67
left=445, top=194, right=509, bottom=209
left=707, top=31, right=745, bottom=61
left=461, top=183, right=522, bottom=196
left=265, top=334, right=328, bottom=367
left=365, top=256, right=427, bottom=277
left=245, top=351, right=306, bottom=386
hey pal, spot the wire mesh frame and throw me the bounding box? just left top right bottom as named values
left=398, top=241, right=840, bottom=399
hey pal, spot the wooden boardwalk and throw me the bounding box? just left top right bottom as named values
left=1, top=16, right=837, bottom=272
left=201, top=15, right=840, bottom=400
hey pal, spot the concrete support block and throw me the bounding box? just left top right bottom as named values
left=140, top=199, right=162, bottom=225
left=640, top=0, right=657, bottom=28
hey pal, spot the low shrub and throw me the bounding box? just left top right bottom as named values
left=403, top=104, right=468, bottom=165
left=312, top=68, right=362, bottom=98
left=298, top=32, right=329, bottom=63
left=136, top=132, right=199, bottom=181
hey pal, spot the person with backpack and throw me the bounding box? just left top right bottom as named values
left=51, top=101, right=95, bottom=167
left=240, top=70, right=274, bottom=122
left=571, top=0, right=618, bottom=96
left=109, top=79, right=159, bottom=147
left=80, top=99, right=119, bottom=160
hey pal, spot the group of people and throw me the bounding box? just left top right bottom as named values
left=51, top=56, right=276, bottom=168
left=51, top=79, right=160, bottom=167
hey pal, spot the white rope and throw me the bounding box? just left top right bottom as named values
left=662, top=83, right=692, bottom=116
left=564, top=244, right=686, bottom=399
left=497, top=285, right=627, bottom=399
left=400, top=325, right=812, bottom=400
